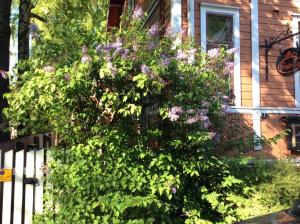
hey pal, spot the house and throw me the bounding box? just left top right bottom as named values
left=109, top=0, right=300, bottom=158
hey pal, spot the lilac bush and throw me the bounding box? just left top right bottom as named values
left=6, top=5, right=242, bottom=224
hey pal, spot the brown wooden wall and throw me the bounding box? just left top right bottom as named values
left=258, top=1, right=300, bottom=107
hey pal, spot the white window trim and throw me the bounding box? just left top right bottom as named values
left=292, top=15, right=300, bottom=107
left=251, top=0, right=261, bottom=150
left=188, top=0, right=195, bottom=37
left=200, top=5, right=241, bottom=107
left=171, top=0, right=182, bottom=34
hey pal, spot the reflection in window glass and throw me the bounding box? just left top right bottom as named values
left=206, top=14, right=233, bottom=50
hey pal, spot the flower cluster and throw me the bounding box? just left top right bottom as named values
left=81, top=45, right=91, bottom=63
left=207, top=48, right=220, bottom=58
left=96, top=38, right=129, bottom=60
left=168, top=106, right=183, bottom=122
left=223, top=61, right=234, bottom=76
left=43, top=66, right=55, bottom=73
left=168, top=107, right=212, bottom=129
left=176, top=48, right=197, bottom=61
left=148, top=24, right=159, bottom=36
left=186, top=109, right=211, bottom=128
left=0, top=70, right=8, bottom=79
left=132, top=5, right=144, bottom=19
left=29, top=23, right=39, bottom=39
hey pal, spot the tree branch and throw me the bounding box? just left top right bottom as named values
left=31, top=12, right=47, bottom=23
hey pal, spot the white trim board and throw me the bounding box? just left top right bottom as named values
left=188, top=0, right=195, bottom=37
left=229, top=106, right=300, bottom=114
left=251, top=0, right=261, bottom=150
left=171, top=0, right=182, bottom=34
left=292, top=15, right=300, bottom=107
left=251, top=0, right=260, bottom=108
left=201, top=2, right=241, bottom=10
left=200, top=4, right=241, bottom=107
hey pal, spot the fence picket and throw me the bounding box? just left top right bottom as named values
left=35, top=149, right=44, bottom=214
left=2, top=150, right=13, bottom=224
left=13, top=150, right=24, bottom=224
left=24, top=149, right=35, bottom=224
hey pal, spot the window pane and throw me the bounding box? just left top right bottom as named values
left=206, top=14, right=233, bottom=49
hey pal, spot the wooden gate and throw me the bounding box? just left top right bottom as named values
left=0, top=134, right=51, bottom=224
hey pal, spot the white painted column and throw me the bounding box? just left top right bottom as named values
left=35, top=149, right=44, bottom=214
left=253, top=111, right=262, bottom=150
left=24, top=150, right=34, bottom=224
left=188, top=0, right=195, bottom=37
left=13, top=150, right=24, bottom=224
left=171, top=0, right=182, bottom=34
left=292, top=15, right=300, bottom=107
left=251, top=0, right=262, bottom=150
left=2, top=150, right=13, bottom=224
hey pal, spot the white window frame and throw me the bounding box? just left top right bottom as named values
left=200, top=4, right=241, bottom=107
left=292, top=14, right=300, bottom=108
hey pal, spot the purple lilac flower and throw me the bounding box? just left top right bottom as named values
left=186, top=109, right=208, bottom=125
left=212, top=132, right=221, bottom=143
left=141, top=64, right=151, bottom=74
left=222, top=95, right=229, bottom=101
left=43, top=66, right=55, bottom=73
left=224, top=61, right=234, bottom=76
left=81, top=55, right=91, bottom=63
left=0, top=70, right=8, bottom=79
left=111, top=38, right=123, bottom=49
left=132, top=5, right=144, bottom=19
left=113, top=47, right=123, bottom=56
left=29, top=23, right=38, bottom=33
left=227, top=48, right=239, bottom=54
left=108, top=61, right=117, bottom=76
left=82, top=45, right=88, bottom=54
left=95, top=45, right=102, bottom=54
left=148, top=42, right=157, bottom=50
left=165, top=25, right=172, bottom=37
left=208, top=132, right=216, bottom=138
left=171, top=187, right=177, bottom=194
left=160, top=54, right=171, bottom=66
left=207, top=48, right=220, bottom=58
left=64, top=73, right=71, bottom=81
left=221, top=104, right=229, bottom=114
left=168, top=106, right=183, bottom=122
left=121, top=49, right=129, bottom=59
left=102, top=44, right=114, bottom=52
left=176, top=50, right=188, bottom=60
left=202, top=101, right=210, bottom=108
left=186, top=115, right=202, bottom=124
left=202, top=116, right=211, bottom=128
left=148, top=23, right=159, bottom=36
left=188, top=48, right=197, bottom=58
left=181, top=28, right=188, bottom=36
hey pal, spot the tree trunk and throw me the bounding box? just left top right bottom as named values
left=0, top=0, right=12, bottom=141
left=18, top=0, right=31, bottom=61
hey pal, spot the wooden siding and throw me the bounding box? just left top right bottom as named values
left=258, top=1, right=300, bottom=107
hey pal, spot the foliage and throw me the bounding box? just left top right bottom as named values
left=3, top=2, right=281, bottom=224
left=225, top=158, right=300, bottom=220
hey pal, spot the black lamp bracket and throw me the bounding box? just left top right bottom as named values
left=259, top=27, right=300, bottom=81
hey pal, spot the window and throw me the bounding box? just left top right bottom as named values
left=206, top=13, right=233, bottom=50
left=200, top=4, right=241, bottom=106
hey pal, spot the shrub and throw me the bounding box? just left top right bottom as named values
left=225, top=158, right=300, bottom=220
